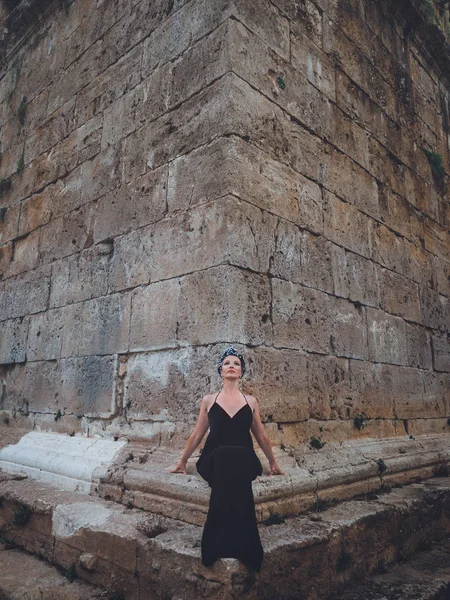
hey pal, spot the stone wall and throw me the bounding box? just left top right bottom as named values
left=0, top=0, right=449, bottom=449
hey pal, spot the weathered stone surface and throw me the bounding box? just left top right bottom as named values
left=432, top=334, right=450, bottom=373
left=379, top=268, right=421, bottom=323
left=419, top=287, right=449, bottom=332
left=405, top=323, right=432, bottom=370
left=167, top=135, right=324, bottom=233
left=349, top=360, right=396, bottom=419
left=0, top=317, right=28, bottom=365
left=307, top=355, right=351, bottom=421
left=0, top=266, right=51, bottom=321
left=332, top=247, right=380, bottom=307
left=324, top=191, right=371, bottom=258
left=272, top=278, right=332, bottom=353
left=366, top=307, right=407, bottom=366
left=330, top=297, right=368, bottom=360
left=49, top=245, right=112, bottom=309
left=0, top=356, right=117, bottom=417
left=93, top=166, right=167, bottom=243
left=0, top=203, right=20, bottom=245
left=110, top=196, right=277, bottom=291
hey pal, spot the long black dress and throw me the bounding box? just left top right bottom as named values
left=196, top=392, right=264, bottom=571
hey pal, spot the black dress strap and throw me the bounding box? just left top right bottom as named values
left=241, top=392, right=249, bottom=405
left=213, top=392, right=220, bottom=405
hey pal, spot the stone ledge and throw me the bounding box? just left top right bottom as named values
left=99, top=433, right=450, bottom=524
left=0, top=473, right=450, bottom=599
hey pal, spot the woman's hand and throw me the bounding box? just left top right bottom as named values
left=170, top=461, right=188, bottom=475
left=268, top=462, right=285, bottom=476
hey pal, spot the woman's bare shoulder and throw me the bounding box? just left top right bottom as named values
left=245, top=394, right=259, bottom=408
left=201, top=393, right=218, bottom=410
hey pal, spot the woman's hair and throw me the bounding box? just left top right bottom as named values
left=217, top=346, right=246, bottom=377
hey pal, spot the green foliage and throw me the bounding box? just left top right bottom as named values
left=17, top=95, right=27, bottom=126
left=16, top=153, right=24, bottom=174
left=310, top=436, right=326, bottom=450
left=421, top=0, right=436, bottom=21
left=262, top=509, right=285, bottom=526
left=423, top=148, right=445, bottom=177
left=377, top=458, right=387, bottom=475
left=54, top=409, right=62, bottom=422
left=65, top=563, right=77, bottom=582
left=0, top=207, right=7, bottom=222
left=353, top=412, right=370, bottom=430
left=336, top=548, right=354, bottom=572
left=276, top=75, right=286, bottom=90
left=12, top=503, right=31, bottom=526
left=0, top=178, right=12, bottom=197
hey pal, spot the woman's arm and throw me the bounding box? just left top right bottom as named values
left=249, top=396, right=285, bottom=476
left=169, top=396, right=211, bottom=474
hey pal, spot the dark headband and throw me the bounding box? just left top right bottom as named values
left=217, top=346, right=246, bottom=376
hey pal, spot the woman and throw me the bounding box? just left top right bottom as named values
left=170, top=347, right=284, bottom=571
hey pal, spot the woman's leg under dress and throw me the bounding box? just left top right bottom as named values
left=201, top=446, right=263, bottom=571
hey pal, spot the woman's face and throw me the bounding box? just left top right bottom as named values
left=221, top=356, right=242, bottom=379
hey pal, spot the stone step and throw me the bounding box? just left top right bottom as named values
left=0, top=542, right=108, bottom=600
left=1, top=470, right=450, bottom=599
left=331, top=537, right=450, bottom=600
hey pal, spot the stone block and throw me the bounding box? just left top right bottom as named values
left=167, top=136, right=325, bottom=232
left=74, top=45, right=142, bottom=128
left=49, top=244, right=111, bottom=309
left=34, top=356, right=117, bottom=417
left=432, top=334, right=450, bottom=373
left=419, top=287, right=448, bottom=333
left=300, top=231, right=334, bottom=293
left=130, top=266, right=271, bottom=351
left=349, top=360, right=396, bottom=419
left=0, top=265, right=51, bottom=320
left=129, top=279, right=179, bottom=352
left=61, top=294, right=131, bottom=358
left=395, top=369, right=442, bottom=420
left=379, top=186, right=423, bottom=246
left=332, top=248, right=380, bottom=307
left=123, top=346, right=216, bottom=422
left=331, top=108, right=371, bottom=173
left=229, top=19, right=333, bottom=141
left=291, top=26, right=335, bottom=101
left=370, top=221, right=410, bottom=275
left=39, top=203, right=93, bottom=265
left=270, top=220, right=302, bottom=283
left=366, top=307, right=407, bottom=366
left=101, top=86, right=142, bottom=149
left=379, top=268, right=421, bottom=323
left=330, top=297, right=368, bottom=360
left=272, top=278, right=332, bottom=353
left=0, top=203, right=19, bottom=245
left=4, top=230, right=40, bottom=279
left=17, top=187, right=53, bottom=237
left=424, top=216, right=450, bottom=264
left=324, top=191, right=371, bottom=258
left=24, top=98, right=76, bottom=165
left=110, top=196, right=277, bottom=291
left=178, top=266, right=272, bottom=347
left=93, top=166, right=167, bottom=243
left=242, top=347, right=309, bottom=422
left=27, top=308, right=65, bottom=361
left=80, top=143, right=122, bottom=205
left=405, top=323, right=432, bottom=370
left=431, top=252, right=450, bottom=299
left=0, top=317, right=28, bottom=364
left=307, top=355, right=351, bottom=421
left=0, top=243, right=13, bottom=281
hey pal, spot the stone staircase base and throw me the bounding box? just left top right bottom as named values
left=1, top=470, right=450, bottom=599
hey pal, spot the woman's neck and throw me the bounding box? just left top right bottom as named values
left=221, top=379, right=240, bottom=396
